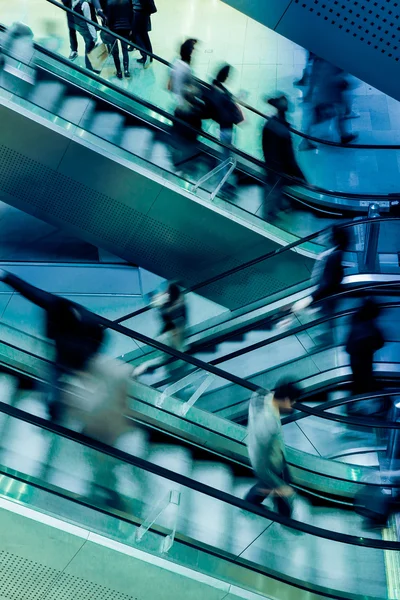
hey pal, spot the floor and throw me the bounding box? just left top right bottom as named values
left=1, top=0, right=400, bottom=194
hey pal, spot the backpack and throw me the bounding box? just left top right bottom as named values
left=205, top=85, right=244, bottom=127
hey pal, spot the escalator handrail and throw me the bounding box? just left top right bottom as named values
left=184, top=279, right=400, bottom=354
left=28, top=38, right=400, bottom=204
left=44, top=0, right=400, bottom=151
left=3, top=332, right=400, bottom=497
left=114, top=216, right=400, bottom=326
left=1, top=398, right=399, bottom=549
left=206, top=289, right=400, bottom=366
left=6, top=16, right=400, bottom=223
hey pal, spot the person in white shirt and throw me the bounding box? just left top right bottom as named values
left=245, top=379, right=300, bottom=517
left=71, top=0, right=99, bottom=71
left=169, top=38, right=197, bottom=105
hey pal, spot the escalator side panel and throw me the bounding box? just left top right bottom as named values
left=0, top=98, right=314, bottom=309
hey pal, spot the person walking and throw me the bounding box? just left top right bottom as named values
left=262, top=94, right=306, bottom=218
left=245, top=379, right=300, bottom=517
left=61, top=0, right=79, bottom=60
left=346, top=298, right=384, bottom=412
left=132, top=0, right=157, bottom=68
left=210, top=64, right=244, bottom=160
left=0, top=270, right=104, bottom=423
left=169, top=38, right=197, bottom=106
left=71, top=0, right=99, bottom=71
left=106, top=0, right=133, bottom=78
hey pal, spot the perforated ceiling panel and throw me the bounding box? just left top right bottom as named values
left=295, top=0, right=400, bottom=61
left=222, top=0, right=400, bottom=100
left=0, top=551, right=138, bottom=600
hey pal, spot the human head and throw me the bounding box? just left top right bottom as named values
left=273, top=378, right=300, bottom=413
left=356, top=297, right=380, bottom=322
left=331, top=225, right=350, bottom=250
left=167, top=282, right=181, bottom=303
left=214, top=64, right=231, bottom=85
left=180, top=38, right=197, bottom=64
left=267, top=94, right=289, bottom=114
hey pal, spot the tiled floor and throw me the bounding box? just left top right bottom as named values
left=1, top=0, right=400, bottom=193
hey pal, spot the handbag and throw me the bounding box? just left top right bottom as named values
left=87, top=42, right=109, bottom=71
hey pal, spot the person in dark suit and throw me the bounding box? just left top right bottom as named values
left=107, top=0, right=133, bottom=78
left=132, top=0, right=156, bottom=68
left=346, top=299, right=384, bottom=408
left=262, top=94, right=306, bottom=218
left=311, top=225, right=350, bottom=346
left=0, top=271, right=104, bottom=423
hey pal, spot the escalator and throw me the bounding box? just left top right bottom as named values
left=0, top=1, right=399, bottom=302
left=0, top=313, right=399, bottom=599
left=97, top=218, right=400, bottom=389
left=0, top=278, right=398, bottom=502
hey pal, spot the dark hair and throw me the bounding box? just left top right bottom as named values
left=274, top=378, right=300, bottom=402
left=180, top=38, right=197, bottom=63
left=213, top=64, right=231, bottom=85
left=168, top=282, right=181, bottom=303
left=331, top=225, right=350, bottom=250
left=355, top=298, right=380, bottom=322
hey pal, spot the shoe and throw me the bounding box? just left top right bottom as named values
left=127, top=45, right=136, bottom=52
left=343, top=110, right=360, bottom=120
left=124, top=69, right=131, bottom=78
left=299, top=138, right=317, bottom=151
left=69, top=51, right=78, bottom=61
left=116, top=70, right=123, bottom=79
left=341, top=133, right=358, bottom=145
left=137, top=57, right=153, bottom=68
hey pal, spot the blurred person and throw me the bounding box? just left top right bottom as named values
left=171, top=84, right=205, bottom=169
left=345, top=299, right=384, bottom=414
left=1, top=22, right=34, bottom=63
left=71, top=0, right=99, bottom=72
left=132, top=0, right=157, bottom=68
left=134, top=281, right=187, bottom=377
left=300, top=58, right=357, bottom=150
left=292, top=225, right=350, bottom=346
left=245, top=379, right=300, bottom=517
left=1, top=22, right=35, bottom=83
left=210, top=64, right=244, bottom=160
left=62, top=335, right=132, bottom=509
left=38, top=20, right=64, bottom=54
left=168, top=38, right=198, bottom=106
left=262, top=94, right=306, bottom=219
left=294, top=50, right=316, bottom=89
left=107, top=0, right=133, bottom=78
left=0, top=270, right=104, bottom=424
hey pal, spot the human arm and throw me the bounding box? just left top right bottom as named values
left=0, top=271, right=54, bottom=311
left=82, top=2, right=98, bottom=41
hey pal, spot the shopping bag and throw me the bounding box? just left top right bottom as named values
left=88, top=42, right=109, bottom=71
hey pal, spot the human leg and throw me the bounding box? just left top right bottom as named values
left=244, top=481, right=271, bottom=505
left=111, top=39, right=122, bottom=75
left=119, top=29, right=131, bottom=74
left=62, top=0, right=78, bottom=55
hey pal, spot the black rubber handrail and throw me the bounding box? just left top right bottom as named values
left=26, top=25, right=400, bottom=201
left=2, top=332, right=400, bottom=495
left=114, top=216, right=400, bottom=326
left=182, top=279, right=400, bottom=355
left=1, top=399, right=398, bottom=548
left=207, top=297, right=400, bottom=369
left=6, top=15, right=400, bottom=224
left=45, top=0, right=400, bottom=151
